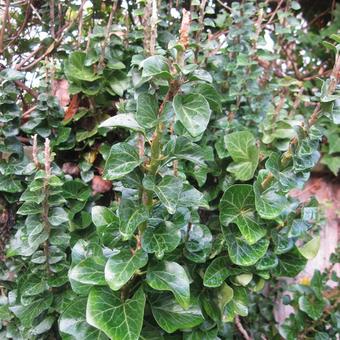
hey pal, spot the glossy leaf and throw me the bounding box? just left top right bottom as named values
left=220, top=184, right=266, bottom=244
left=105, top=249, right=148, bottom=291
left=225, top=131, right=259, bottom=181
left=103, top=143, right=142, bottom=180
left=86, top=287, right=145, bottom=340
left=151, top=295, right=204, bottom=333
left=146, top=261, right=190, bottom=308
left=173, top=93, right=211, bottom=138
left=203, top=256, right=230, bottom=287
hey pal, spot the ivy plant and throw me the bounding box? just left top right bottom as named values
left=0, top=0, right=339, bottom=339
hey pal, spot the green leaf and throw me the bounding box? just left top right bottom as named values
left=141, top=55, right=171, bottom=79
left=298, top=236, right=320, bottom=259
left=105, top=249, right=148, bottom=291
left=220, top=184, right=266, bottom=244
left=184, top=224, right=212, bottom=263
left=59, top=298, right=108, bottom=339
left=298, top=295, right=325, bottom=320
left=103, top=142, right=142, bottom=180
left=119, top=206, right=148, bottom=240
left=274, top=248, right=307, bottom=277
left=49, top=207, right=68, bottom=226
left=151, top=295, right=204, bottom=333
left=225, top=131, right=259, bottom=181
left=146, top=261, right=190, bottom=308
left=173, top=93, right=211, bottom=138
left=65, top=52, right=101, bottom=82
left=9, top=295, right=53, bottom=328
left=99, top=114, right=144, bottom=132
left=153, top=176, right=183, bottom=214
left=256, top=252, right=278, bottom=270
left=203, top=256, right=230, bottom=288
left=86, top=287, right=145, bottom=340
left=222, top=226, right=269, bottom=266
left=0, top=176, right=23, bottom=193
left=192, top=83, right=222, bottom=112
left=254, top=170, right=288, bottom=219
left=92, top=206, right=118, bottom=229
left=136, top=93, right=159, bottom=128
left=142, top=223, right=181, bottom=259
left=17, top=202, right=41, bottom=215
left=69, top=256, right=106, bottom=285
left=178, top=184, right=209, bottom=209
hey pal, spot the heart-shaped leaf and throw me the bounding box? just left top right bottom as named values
left=86, top=287, right=145, bottom=340
left=103, top=142, right=142, bottom=180
left=220, top=184, right=266, bottom=244
left=146, top=261, right=190, bottom=308
left=173, top=93, right=211, bottom=138
left=225, top=131, right=259, bottom=181
left=203, top=256, right=230, bottom=288
left=105, top=249, right=148, bottom=291
left=151, top=295, right=204, bottom=333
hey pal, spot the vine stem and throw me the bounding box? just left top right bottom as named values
left=235, top=315, right=253, bottom=340
left=42, top=138, right=52, bottom=276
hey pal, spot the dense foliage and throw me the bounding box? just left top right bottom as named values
left=0, top=0, right=339, bottom=339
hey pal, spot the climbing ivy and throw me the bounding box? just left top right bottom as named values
left=0, top=0, right=339, bottom=339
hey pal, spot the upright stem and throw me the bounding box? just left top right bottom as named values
left=42, top=139, right=52, bottom=276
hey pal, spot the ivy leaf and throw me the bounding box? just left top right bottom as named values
left=146, top=261, right=190, bottom=308
left=141, top=55, right=171, bottom=79
left=119, top=206, right=148, bottom=240
left=48, top=207, right=68, bottom=226
left=184, top=224, right=212, bottom=263
left=136, top=93, right=159, bottom=128
left=9, top=294, right=53, bottom=328
left=173, top=93, right=211, bottom=138
left=298, top=236, right=320, bottom=259
left=255, top=252, right=279, bottom=271
left=65, top=52, right=101, bottom=82
left=59, top=298, right=108, bottom=339
left=153, top=176, right=183, bottom=214
left=105, top=249, right=148, bottom=291
left=0, top=176, right=23, bottom=193
left=142, top=223, right=181, bottom=259
left=203, top=256, right=230, bottom=288
left=69, top=256, right=106, bottom=285
left=220, top=184, right=266, bottom=244
left=151, top=295, right=204, bottom=333
left=298, top=295, right=325, bottom=320
left=192, top=83, right=222, bottom=113
left=103, top=142, right=142, bottom=180
left=99, top=114, right=144, bottom=132
left=86, top=287, right=145, bottom=340
left=225, top=131, right=259, bottom=181
left=222, top=226, right=269, bottom=266
left=274, top=248, right=307, bottom=277
left=178, top=184, right=209, bottom=209
left=254, top=169, right=288, bottom=219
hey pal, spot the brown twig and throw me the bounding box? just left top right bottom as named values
left=216, top=0, right=232, bottom=11
left=0, top=0, right=10, bottom=53
left=50, top=0, right=55, bottom=39
left=6, top=0, right=32, bottom=48
left=98, top=1, right=117, bottom=68
left=267, top=0, right=284, bottom=25
left=235, top=315, right=253, bottom=340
